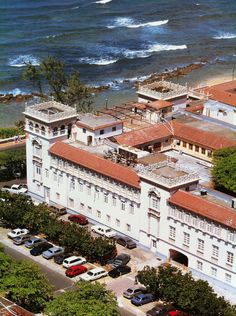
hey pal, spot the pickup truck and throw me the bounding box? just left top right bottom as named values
left=1, top=184, right=28, bottom=194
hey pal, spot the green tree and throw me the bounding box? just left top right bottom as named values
left=212, top=146, right=236, bottom=194
left=45, top=281, right=119, bottom=316
left=0, top=246, right=12, bottom=279
left=23, top=56, right=93, bottom=112
left=1, top=260, right=53, bottom=312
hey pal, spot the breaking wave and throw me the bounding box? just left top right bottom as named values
left=94, top=0, right=112, bottom=4
left=107, top=17, right=168, bottom=29
left=8, top=55, right=40, bottom=67
left=79, top=57, right=118, bottom=65
left=213, top=32, right=236, bottom=39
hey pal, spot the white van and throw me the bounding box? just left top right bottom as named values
left=63, top=256, right=86, bottom=268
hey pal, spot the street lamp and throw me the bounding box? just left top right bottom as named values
left=105, top=98, right=108, bottom=110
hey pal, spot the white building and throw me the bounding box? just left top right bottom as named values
left=24, top=101, right=236, bottom=293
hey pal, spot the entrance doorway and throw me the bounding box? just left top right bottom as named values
left=87, top=135, right=92, bottom=145
left=169, top=249, right=188, bottom=267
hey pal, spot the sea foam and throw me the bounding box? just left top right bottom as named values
left=8, top=55, right=40, bottom=67
left=107, top=17, right=168, bottom=29
left=213, top=32, right=236, bottom=39
left=95, top=0, right=112, bottom=4
left=79, top=57, right=118, bottom=65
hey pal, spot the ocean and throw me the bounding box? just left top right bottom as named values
left=1, top=0, right=236, bottom=126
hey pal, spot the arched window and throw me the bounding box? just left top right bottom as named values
left=53, top=127, right=58, bottom=136
left=149, top=190, right=160, bottom=210
left=32, top=139, right=42, bottom=157
left=41, top=126, right=45, bottom=135
left=60, top=125, right=65, bottom=134
left=35, top=124, right=39, bottom=132
left=29, top=121, right=33, bottom=130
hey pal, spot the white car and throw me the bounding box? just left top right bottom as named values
left=7, top=228, right=30, bottom=239
left=91, top=225, right=116, bottom=238
left=79, top=267, right=108, bottom=281
left=63, top=256, right=86, bottom=268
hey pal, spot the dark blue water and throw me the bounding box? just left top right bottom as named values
left=1, top=0, right=236, bottom=97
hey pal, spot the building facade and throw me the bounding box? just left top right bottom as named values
left=24, top=101, right=236, bottom=293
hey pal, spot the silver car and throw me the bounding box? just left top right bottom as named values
left=25, top=236, right=46, bottom=249
left=123, top=286, right=146, bottom=299
left=42, top=246, right=64, bottom=259
left=13, top=234, right=31, bottom=245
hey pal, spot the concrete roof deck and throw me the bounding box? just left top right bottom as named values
left=153, top=165, right=187, bottom=179
left=77, top=113, right=120, bottom=129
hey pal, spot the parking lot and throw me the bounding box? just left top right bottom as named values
left=0, top=225, right=159, bottom=316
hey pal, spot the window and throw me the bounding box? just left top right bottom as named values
left=207, top=150, right=212, bottom=157
left=112, top=196, right=116, bottom=206
left=201, top=148, right=206, bottom=154
left=106, top=215, right=111, bottom=222
left=182, top=141, right=187, bottom=148
left=152, top=197, right=160, bottom=209
left=189, top=143, right=193, bottom=150
left=152, top=240, right=157, bottom=248
left=169, top=226, right=176, bottom=240
left=53, top=172, right=57, bottom=181
left=212, top=245, right=219, bottom=258
left=104, top=194, right=108, bottom=203
left=197, top=239, right=204, bottom=252
left=69, top=198, right=74, bottom=208
left=226, top=251, right=234, bottom=265
left=195, top=145, right=199, bottom=152
left=116, top=219, right=120, bottom=227
left=87, top=186, right=91, bottom=195
left=112, top=126, right=117, bottom=132
left=211, top=267, right=217, bottom=277
left=97, top=210, right=101, bottom=218
left=45, top=169, right=49, bottom=178
left=36, top=184, right=40, bottom=191
left=88, top=206, right=92, bottom=213
left=225, top=273, right=232, bottom=283
left=183, top=232, right=190, bottom=246
left=58, top=174, right=63, bottom=184
left=79, top=182, right=83, bottom=192
left=197, top=260, right=203, bottom=271
left=70, top=180, right=75, bottom=190
left=36, top=165, right=41, bottom=175
left=83, top=128, right=86, bottom=134
left=100, top=129, right=104, bottom=135
left=129, top=204, right=134, bottom=214
left=121, top=202, right=126, bottom=211
left=34, top=145, right=42, bottom=156
left=126, top=223, right=131, bottom=232
left=56, top=192, right=60, bottom=200
left=80, top=203, right=84, bottom=210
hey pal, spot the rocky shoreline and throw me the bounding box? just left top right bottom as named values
left=0, top=61, right=207, bottom=104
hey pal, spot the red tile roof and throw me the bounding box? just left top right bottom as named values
left=168, top=190, right=236, bottom=230
left=202, top=80, right=236, bottom=107
left=49, top=142, right=140, bottom=189
left=115, top=124, right=172, bottom=147
left=147, top=100, right=173, bottom=110
left=172, top=121, right=236, bottom=150
left=185, top=104, right=204, bottom=113
left=115, top=121, right=236, bottom=150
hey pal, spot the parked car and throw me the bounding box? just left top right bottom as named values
left=48, top=203, right=67, bottom=216
left=13, top=234, right=31, bottom=245
left=65, top=265, right=87, bottom=278
left=54, top=252, right=73, bottom=265
left=7, top=228, right=29, bottom=239
left=1, top=184, right=27, bottom=195
left=25, top=236, right=46, bottom=249
left=30, top=242, right=53, bottom=256
left=168, top=310, right=191, bottom=316
left=147, top=304, right=174, bottom=316
left=123, top=286, right=146, bottom=299
left=79, top=267, right=108, bottom=281
left=91, top=225, right=116, bottom=238
left=68, top=214, right=88, bottom=225
left=112, top=253, right=131, bottom=268
left=63, top=256, right=86, bottom=268
left=114, top=235, right=137, bottom=249
left=131, top=293, right=155, bottom=306
left=108, top=265, right=131, bottom=278
left=42, top=246, right=64, bottom=259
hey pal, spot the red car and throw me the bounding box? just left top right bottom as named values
left=168, top=310, right=191, bottom=316
left=68, top=214, right=88, bottom=225
left=65, top=265, right=87, bottom=277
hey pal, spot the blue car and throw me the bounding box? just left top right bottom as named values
left=131, top=293, right=155, bottom=306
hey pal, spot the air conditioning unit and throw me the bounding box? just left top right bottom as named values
left=231, top=198, right=236, bottom=209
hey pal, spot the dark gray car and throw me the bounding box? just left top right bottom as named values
left=112, top=253, right=131, bottom=268
left=25, top=236, right=46, bottom=248
left=115, top=235, right=137, bottom=249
